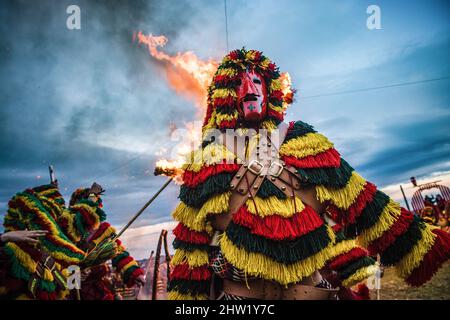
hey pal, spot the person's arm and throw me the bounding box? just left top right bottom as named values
left=0, top=230, right=48, bottom=245
left=280, top=121, right=449, bottom=287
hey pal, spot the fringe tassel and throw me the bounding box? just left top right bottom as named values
left=245, top=195, right=305, bottom=218
left=405, top=229, right=450, bottom=286
left=183, top=163, right=240, bottom=188
left=281, top=148, right=341, bottom=169
left=173, top=223, right=211, bottom=244
left=342, top=265, right=378, bottom=288
left=219, top=227, right=340, bottom=286
left=171, top=263, right=212, bottom=281
left=279, top=132, right=334, bottom=159
left=395, top=225, right=437, bottom=279
left=358, top=199, right=401, bottom=247
left=168, top=290, right=208, bottom=300
left=316, top=171, right=366, bottom=210
left=171, top=249, right=210, bottom=268
left=232, top=205, right=324, bottom=241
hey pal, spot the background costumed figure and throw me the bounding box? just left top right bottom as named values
left=57, top=183, right=145, bottom=300
left=167, top=48, right=450, bottom=300
left=0, top=184, right=85, bottom=300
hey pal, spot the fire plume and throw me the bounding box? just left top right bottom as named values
left=134, top=31, right=219, bottom=111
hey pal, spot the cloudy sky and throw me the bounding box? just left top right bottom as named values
left=1, top=0, right=449, bottom=259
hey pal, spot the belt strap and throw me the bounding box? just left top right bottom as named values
left=211, top=122, right=327, bottom=232
left=222, top=279, right=338, bottom=300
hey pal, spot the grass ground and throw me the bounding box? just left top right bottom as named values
left=369, top=262, right=450, bottom=300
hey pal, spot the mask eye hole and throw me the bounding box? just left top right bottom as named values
left=236, top=79, right=242, bottom=86
left=253, top=78, right=261, bottom=84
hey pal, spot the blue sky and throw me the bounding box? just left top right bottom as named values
left=0, top=0, right=449, bottom=258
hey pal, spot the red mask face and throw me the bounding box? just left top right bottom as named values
left=237, top=69, right=267, bottom=123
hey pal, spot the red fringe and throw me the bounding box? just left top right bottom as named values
left=281, top=148, right=341, bottom=169
left=270, top=90, right=283, bottom=101
left=116, top=256, right=133, bottom=272
left=218, top=119, right=237, bottom=129
left=127, top=268, right=145, bottom=287
left=173, top=223, right=211, bottom=244
left=406, top=229, right=450, bottom=287
left=89, top=222, right=112, bottom=242
left=183, top=162, right=240, bottom=188
left=232, top=205, right=324, bottom=241
left=75, top=206, right=98, bottom=230
left=367, top=208, right=414, bottom=254
left=327, top=247, right=368, bottom=270
left=267, top=108, right=284, bottom=121
left=337, top=182, right=377, bottom=225
left=170, top=263, right=212, bottom=281
left=213, top=96, right=236, bottom=108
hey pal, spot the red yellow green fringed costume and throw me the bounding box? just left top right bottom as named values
left=0, top=184, right=85, bottom=300
left=59, top=187, right=144, bottom=300
left=167, top=49, right=450, bottom=300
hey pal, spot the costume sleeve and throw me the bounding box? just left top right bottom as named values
left=168, top=144, right=236, bottom=300
left=88, top=221, right=144, bottom=287
left=3, top=188, right=86, bottom=266
left=280, top=121, right=450, bottom=286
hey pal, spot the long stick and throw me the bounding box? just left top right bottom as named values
left=114, top=177, right=173, bottom=240
left=400, top=185, right=411, bottom=211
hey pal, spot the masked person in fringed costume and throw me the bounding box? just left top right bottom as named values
left=57, top=183, right=145, bottom=300
left=167, top=49, right=450, bottom=300
left=0, top=184, right=86, bottom=300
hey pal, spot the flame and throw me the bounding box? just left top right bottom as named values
left=154, top=159, right=184, bottom=184
left=279, top=72, right=294, bottom=105
left=134, top=31, right=219, bottom=111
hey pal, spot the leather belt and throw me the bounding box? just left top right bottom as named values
left=223, top=278, right=338, bottom=300
left=210, top=122, right=327, bottom=232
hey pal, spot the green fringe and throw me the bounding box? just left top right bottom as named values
left=296, top=159, right=354, bottom=189
left=346, top=190, right=390, bottom=236
left=339, top=256, right=376, bottom=281
left=173, top=239, right=211, bottom=252
left=122, top=264, right=139, bottom=284
left=284, top=121, right=316, bottom=142
left=381, top=216, right=425, bottom=266
left=226, top=222, right=332, bottom=264
left=180, top=172, right=233, bottom=208
left=256, top=179, right=287, bottom=199
left=112, top=250, right=129, bottom=266
left=167, top=279, right=211, bottom=296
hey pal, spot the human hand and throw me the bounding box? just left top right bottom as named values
left=0, top=230, right=48, bottom=244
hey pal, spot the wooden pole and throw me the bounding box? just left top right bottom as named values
left=114, top=178, right=173, bottom=240
left=400, top=185, right=411, bottom=211
left=151, top=230, right=166, bottom=300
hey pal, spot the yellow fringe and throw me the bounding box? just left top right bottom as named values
left=316, top=172, right=366, bottom=210
left=245, top=196, right=305, bottom=218
left=171, top=249, right=209, bottom=268
left=395, top=225, right=437, bottom=279
left=92, top=225, right=116, bottom=246
left=59, top=209, right=80, bottom=243
left=183, top=143, right=236, bottom=172
left=270, top=78, right=282, bottom=91
left=121, top=260, right=139, bottom=274
left=211, top=88, right=237, bottom=99
left=219, top=226, right=342, bottom=286
left=7, top=243, right=54, bottom=282
left=279, top=132, right=334, bottom=159
left=20, top=197, right=85, bottom=259
left=342, top=264, right=378, bottom=288
left=72, top=203, right=101, bottom=229
left=357, top=200, right=401, bottom=247
left=197, top=192, right=231, bottom=221
left=168, top=290, right=208, bottom=300
left=268, top=103, right=284, bottom=114
left=216, top=67, right=238, bottom=77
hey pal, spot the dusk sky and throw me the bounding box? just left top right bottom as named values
left=1, top=0, right=449, bottom=259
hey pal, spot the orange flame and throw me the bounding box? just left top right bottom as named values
left=134, top=31, right=219, bottom=111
